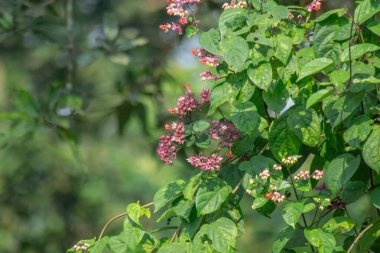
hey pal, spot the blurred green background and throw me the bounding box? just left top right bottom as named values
left=0, top=1, right=358, bottom=253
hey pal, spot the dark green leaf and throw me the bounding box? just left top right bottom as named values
left=272, top=226, right=295, bottom=253
left=304, top=228, right=336, bottom=253
left=363, top=126, right=380, bottom=173
left=306, top=88, right=333, bottom=109
left=220, top=35, right=249, bottom=71
left=323, top=217, right=355, bottom=235
left=371, top=187, right=380, bottom=209
left=199, top=29, right=222, bottom=55
left=269, top=118, right=301, bottom=162
left=247, top=62, right=272, bottom=91
left=325, top=154, right=361, bottom=195
left=287, top=107, right=321, bottom=147
left=297, top=58, right=333, bottom=82
left=153, top=180, right=185, bottom=213
left=354, top=0, right=380, bottom=25
left=195, top=178, right=232, bottom=215
left=343, top=116, right=373, bottom=148
left=341, top=43, right=380, bottom=62
left=282, top=202, right=304, bottom=228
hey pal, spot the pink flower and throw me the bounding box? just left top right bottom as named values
left=294, top=170, right=310, bottom=181
left=160, top=0, right=201, bottom=35
left=265, top=192, right=285, bottom=203
left=157, top=135, right=177, bottom=165
left=305, top=0, right=323, bottom=12
left=199, top=89, right=211, bottom=104
left=170, top=121, right=185, bottom=144
left=312, top=170, right=324, bottom=180
left=187, top=154, right=223, bottom=171
left=168, top=85, right=198, bottom=118
left=200, top=71, right=221, bottom=81
left=222, top=1, right=248, bottom=10
left=259, top=169, right=270, bottom=180
left=192, top=49, right=220, bottom=67
left=209, top=120, right=240, bottom=148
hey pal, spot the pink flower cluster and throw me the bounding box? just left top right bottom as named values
left=259, top=169, right=270, bottom=180
left=187, top=154, right=223, bottom=171
left=157, top=85, right=212, bottom=165
left=168, top=85, right=210, bottom=118
left=209, top=120, right=240, bottom=148
left=199, top=89, right=211, bottom=104
left=294, top=170, right=310, bottom=181
left=157, top=135, right=177, bottom=165
left=159, top=0, right=201, bottom=35
left=305, top=0, right=322, bottom=12
left=265, top=192, right=286, bottom=203
left=192, top=49, right=220, bottom=67
left=311, top=170, right=324, bottom=180
left=222, top=1, right=248, bottom=10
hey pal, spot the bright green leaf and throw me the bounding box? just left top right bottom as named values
left=282, top=202, right=304, bottom=228
left=297, top=58, right=333, bottom=82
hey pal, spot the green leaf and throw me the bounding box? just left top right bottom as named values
left=368, top=21, right=380, bottom=36
left=313, top=20, right=342, bottom=61
left=219, top=8, right=248, bottom=35
left=183, top=173, right=202, bottom=200
left=323, top=217, right=355, bottom=235
left=239, top=155, right=276, bottom=176
left=230, top=102, right=261, bottom=136
left=304, top=228, right=336, bottom=253
left=322, top=92, right=364, bottom=128
left=123, top=226, right=145, bottom=250
left=342, top=181, right=366, bottom=204
left=153, top=180, right=185, bottom=213
left=252, top=197, right=269, bottom=209
left=274, top=35, right=293, bottom=64
left=89, top=237, right=108, bottom=253
left=209, top=82, right=237, bottom=114
left=126, top=202, right=151, bottom=226
left=103, top=13, right=119, bottom=41
left=306, top=88, right=333, bottom=109
left=341, top=43, right=380, bottom=62
left=282, top=202, right=304, bottom=228
left=173, top=199, right=194, bottom=222
left=329, top=70, right=350, bottom=85
left=199, top=29, right=222, bottom=55
left=220, top=35, right=249, bottom=71
left=358, top=222, right=380, bottom=252
left=371, top=188, right=380, bottom=209
left=272, top=226, right=295, bottom=253
left=157, top=242, right=190, bottom=253
left=195, top=178, right=232, bottom=215
left=193, top=120, right=210, bottom=133
left=297, top=58, right=333, bottom=82
left=263, top=81, right=289, bottom=113
left=269, top=118, right=301, bottom=162
left=343, top=116, right=373, bottom=148
left=325, top=154, right=361, bottom=195
left=287, top=107, right=321, bottom=147
left=303, top=203, right=316, bottom=213
left=354, top=0, right=380, bottom=25
left=363, top=126, right=380, bottom=173
left=193, top=217, right=238, bottom=253
left=313, top=8, right=347, bottom=23
left=247, top=62, right=273, bottom=91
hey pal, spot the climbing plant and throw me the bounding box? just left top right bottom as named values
left=70, top=0, right=380, bottom=252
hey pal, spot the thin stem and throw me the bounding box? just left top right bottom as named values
left=170, top=224, right=183, bottom=242
left=98, top=202, right=153, bottom=240
left=66, top=0, right=74, bottom=91
left=287, top=166, right=315, bottom=252
left=347, top=221, right=380, bottom=253
left=150, top=226, right=178, bottom=234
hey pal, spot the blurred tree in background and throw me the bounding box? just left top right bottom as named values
left=0, top=0, right=355, bottom=252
